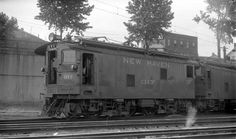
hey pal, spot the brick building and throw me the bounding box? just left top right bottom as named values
left=149, top=32, right=198, bottom=57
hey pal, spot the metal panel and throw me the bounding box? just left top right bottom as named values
left=97, top=51, right=195, bottom=99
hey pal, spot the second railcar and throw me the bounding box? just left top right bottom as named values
left=195, top=58, right=236, bottom=112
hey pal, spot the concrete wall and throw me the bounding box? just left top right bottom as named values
left=0, top=39, right=45, bottom=106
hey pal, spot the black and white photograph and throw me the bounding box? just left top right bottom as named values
left=0, top=0, right=236, bottom=138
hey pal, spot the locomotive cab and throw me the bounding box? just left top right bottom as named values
left=45, top=42, right=96, bottom=94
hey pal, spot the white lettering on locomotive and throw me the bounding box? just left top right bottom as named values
left=123, top=57, right=169, bottom=68
left=123, top=57, right=141, bottom=65
left=63, top=74, right=73, bottom=80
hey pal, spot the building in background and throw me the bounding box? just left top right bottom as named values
left=149, top=32, right=198, bottom=57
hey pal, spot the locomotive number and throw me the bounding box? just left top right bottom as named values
left=141, top=80, right=155, bottom=85
left=63, top=74, right=73, bottom=80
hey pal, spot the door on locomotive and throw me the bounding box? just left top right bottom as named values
left=81, top=52, right=96, bottom=95
left=47, top=48, right=57, bottom=84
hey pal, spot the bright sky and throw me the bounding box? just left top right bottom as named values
left=0, top=0, right=233, bottom=56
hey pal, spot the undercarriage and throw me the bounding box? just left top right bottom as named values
left=41, top=96, right=233, bottom=118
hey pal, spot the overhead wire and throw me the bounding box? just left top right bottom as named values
left=11, top=2, right=220, bottom=47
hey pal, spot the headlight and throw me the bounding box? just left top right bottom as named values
left=71, top=64, right=78, bottom=71
left=41, top=67, right=46, bottom=73
left=48, top=33, right=62, bottom=42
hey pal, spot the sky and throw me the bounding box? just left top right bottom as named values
left=0, top=0, right=233, bottom=57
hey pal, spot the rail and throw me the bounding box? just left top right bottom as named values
left=2, top=125, right=236, bottom=139
left=1, top=116, right=236, bottom=134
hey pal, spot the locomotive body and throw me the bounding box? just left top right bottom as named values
left=35, top=36, right=236, bottom=117
left=195, top=58, right=236, bottom=111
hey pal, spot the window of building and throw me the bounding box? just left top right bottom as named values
left=127, top=74, right=135, bottom=87
left=180, top=41, right=183, bottom=46
left=160, top=68, right=167, bottom=80
left=186, top=65, right=194, bottom=78
left=186, top=42, right=189, bottom=48
left=167, top=39, right=170, bottom=46
left=192, top=42, right=196, bottom=47
left=174, top=40, right=177, bottom=46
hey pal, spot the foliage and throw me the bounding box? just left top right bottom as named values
left=0, top=12, right=18, bottom=40
left=35, top=0, right=94, bottom=37
left=193, top=0, right=234, bottom=57
left=124, top=0, right=174, bottom=49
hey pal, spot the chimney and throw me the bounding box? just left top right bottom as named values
left=223, top=46, right=227, bottom=60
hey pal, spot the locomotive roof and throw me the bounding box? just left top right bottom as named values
left=198, top=57, right=236, bottom=70
left=35, top=38, right=190, bottom=60
left=34, top=38, right=236, bottom=70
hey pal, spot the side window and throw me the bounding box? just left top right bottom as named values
left=160, top=68, right=167, bottom=80
left=186, top=65, right=194, bottom=78
left=224, top=82, right=229, bottom=92
left=127, top=74, right=135, bottom=87
left=62, top=50, right=76, bottom=64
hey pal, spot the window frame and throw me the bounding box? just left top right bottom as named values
left=126, top=74, right=135, bottom=87
left=186, top=65, right=194, bottom=78
left=61, top=49, right=76, bottom=65
left=160, top=68, right=167, bottom=80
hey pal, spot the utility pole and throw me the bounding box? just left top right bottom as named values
left=222, top=46, right=228, bottom=60
left=229, top=1, right=236, bottom=45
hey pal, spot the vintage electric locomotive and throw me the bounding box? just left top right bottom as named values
left=35, top=33, right=236, bottom=117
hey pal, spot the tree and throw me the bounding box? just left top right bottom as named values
left=228, top=1, right=236, bottom=37
left=124, top=0, right=174, bottom=49
left=193, top=0, right=233, bottom=58
left=0, top=12, right=18, bottom=41
left=35, top=0, right=94, bottom=38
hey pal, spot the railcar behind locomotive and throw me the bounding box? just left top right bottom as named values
left=35, top=34, right=236, bottom=117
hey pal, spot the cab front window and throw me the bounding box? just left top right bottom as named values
left=62, top=50, right=76, bottom=64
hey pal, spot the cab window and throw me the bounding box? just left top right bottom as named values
left=186, top=65, right=194, bottom=78
left=62, top=50, right=76, bottom=64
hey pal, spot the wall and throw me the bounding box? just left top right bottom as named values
left=0, top=34, right=46, bottom=106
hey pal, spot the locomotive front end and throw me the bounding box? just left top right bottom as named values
left=37, top=34, right=97, bottom=117
left=46, top=43, right=80, bottom=96
left=41, top=41, right=80, bottom=117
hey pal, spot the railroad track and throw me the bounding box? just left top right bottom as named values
left=2, top=125, right=236, bottom=139
left=0, top=116, right=236, bottom=134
